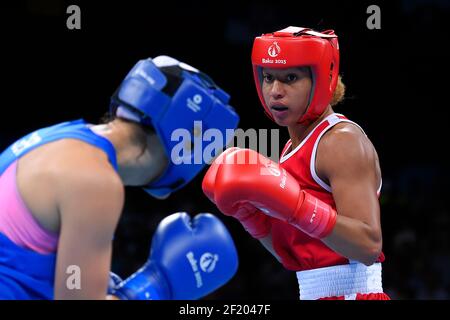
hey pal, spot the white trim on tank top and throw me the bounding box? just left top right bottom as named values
left=309, top=113, right=382, bottom=194
left=279, top=114, right=335, bottom=163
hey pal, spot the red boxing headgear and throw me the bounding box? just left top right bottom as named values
left=251, top=26, right=340, bottom=125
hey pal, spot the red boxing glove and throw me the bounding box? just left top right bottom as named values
left=202, top=147, right=240, bottom=203
left=202, top=148, right=271, bottom=239
left=214, top=149, right=337, bottom=239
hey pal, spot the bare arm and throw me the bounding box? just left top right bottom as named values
left=54, top=165, right=124, bottom=299
left=317, top=124, right=382, bottom=265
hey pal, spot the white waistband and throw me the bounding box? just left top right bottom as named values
left=296, top=262, right=383, bottom=300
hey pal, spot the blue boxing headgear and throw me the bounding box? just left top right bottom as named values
left=110, top=56, right=239, bottom=198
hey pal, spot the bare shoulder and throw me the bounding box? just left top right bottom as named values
left=320, top=122, right=375, bottom=155
left=50, top=140, right=125, bottom=227
left=316, top=122, right=380, bottom=181
left=55, top=141, right=121, bottom=186
left=17, top=139, right=123, bottom=232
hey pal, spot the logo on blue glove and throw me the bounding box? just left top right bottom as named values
left=186, top=251, right=220, bottom=288
left=200, top=253, right=219, bottom=273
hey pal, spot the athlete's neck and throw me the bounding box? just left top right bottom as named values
left=288, top=106, right=334, bottom=150
left=90, top=121, right=167, bottom=186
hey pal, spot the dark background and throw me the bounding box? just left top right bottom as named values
left=0, top=0, right=448, bottom=299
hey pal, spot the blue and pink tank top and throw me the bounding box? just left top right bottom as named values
left=0, top=119, right=117, bottom=299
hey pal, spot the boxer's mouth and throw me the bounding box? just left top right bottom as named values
left=270, top=104, right=289, bottom=111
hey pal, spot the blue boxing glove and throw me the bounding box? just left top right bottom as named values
left=112, top=212, right=238, bottom=300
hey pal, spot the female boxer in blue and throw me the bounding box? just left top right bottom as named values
left=0, top=56, right=239, bottom=299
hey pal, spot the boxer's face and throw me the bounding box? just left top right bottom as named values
left=261, top=67, right=312, bottom=127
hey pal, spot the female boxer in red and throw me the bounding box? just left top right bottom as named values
left=203, top=27, right=389, bottom=300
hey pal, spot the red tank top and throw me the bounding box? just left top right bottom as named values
left=271, top=113, right=384, bottom=271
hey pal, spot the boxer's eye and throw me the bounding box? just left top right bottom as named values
left=263, top=74, right=274, bottom=83
left=286, top=73, right=298, bottom=83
